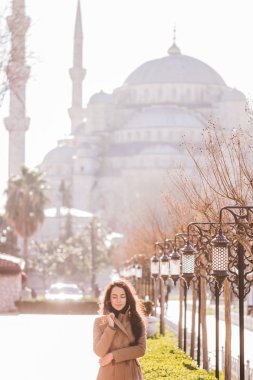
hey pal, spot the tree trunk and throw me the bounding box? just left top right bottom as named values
left=23, top=236, right=28, bottom=262
left=160, top=278, right=165, bottom=336
left=224, top=278, right=231, bottom=380
left=153, top=278, right=157, bottom=316
left=178, top=278, right=183, bottom=349
left=190, top=279, right=196, bottom=359
left=201, top=274, right=209, bottom=370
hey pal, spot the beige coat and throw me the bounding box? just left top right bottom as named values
left=93, top=312, right=146, bottom=380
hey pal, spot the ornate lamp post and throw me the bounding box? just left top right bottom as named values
left=212, top=206, right=253, bottom=380
left=0, top=229, right=7, bottom=245
left=181, top=240, right=196, bottom=352
left=130, top=257, right=137, bottom=287
left=150, top=239, right=172, bottom=335
left=157, top=240, right=170, bottom=335
left=210, top=228, right=229, bottom=379
left=135, top=263, right=142, bottom=296
left=170, top=247, right=181, bottom=285
left=136, top=263, right=142, bottom=279
left=188, top=222, right=222, bottom=376
left=150, top=248, right=159, bottom=316
left=211, top=229, right=229, bottom=288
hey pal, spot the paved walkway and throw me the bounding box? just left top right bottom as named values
left=0, top=314, right=99, bottom=380
left=165, top=300, right=253, bottom=368
left=1, top=307, right=252, bottom=379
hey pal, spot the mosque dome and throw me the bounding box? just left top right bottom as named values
left=124, top=43, right=226, bottom=86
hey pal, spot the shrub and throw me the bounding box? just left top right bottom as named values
left=15, top=300, right=99, bottom=314
left=142, top=300, right=154, bottom=316
left=140, top=331, right=218, bottom=380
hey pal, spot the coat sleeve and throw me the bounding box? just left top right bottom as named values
left=93, top=317, right=117, bottom=358
left=112, top=326, right=146, bottom=363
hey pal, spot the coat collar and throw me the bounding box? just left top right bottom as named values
left=114, top=317, right=130, bottom=339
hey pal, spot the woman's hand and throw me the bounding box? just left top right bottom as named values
left=107, top=312, right=115, bottom=327
left=99, top=352, right=114, bottom=367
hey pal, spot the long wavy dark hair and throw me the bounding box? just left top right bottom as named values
left=99, top=279, right=146, bottom=345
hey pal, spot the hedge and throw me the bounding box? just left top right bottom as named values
left=140, top=331, right=221, bottom=380
left=15, top=300, right=99, bottom=314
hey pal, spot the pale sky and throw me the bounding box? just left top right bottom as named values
left=1, top=0, right=253, bottom=203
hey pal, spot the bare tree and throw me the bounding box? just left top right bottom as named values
left=163, top=123, right=253, bottom=378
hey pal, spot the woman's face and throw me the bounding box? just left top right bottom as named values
left=110, top=286, right=127, bottom=311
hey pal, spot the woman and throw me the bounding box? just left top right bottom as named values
left=93, top=279, right=146, bottom=380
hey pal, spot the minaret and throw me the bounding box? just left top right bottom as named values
left=4, top=0, right=30, bottom=177
left=68, top=0, right=86, bottom=134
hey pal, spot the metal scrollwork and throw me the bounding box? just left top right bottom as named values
left=221, top=206, right=253, bottom=299
left=188, top=222, right=219, bottom=295
left=227, top=242, right=253, bottom=298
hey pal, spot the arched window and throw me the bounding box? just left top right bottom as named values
left=157, top=130, right=162, bottom=140
left=158, top=88, right=163, bottom=101
left=186, top=88, right=191, bottom=100
left=131, top=90, right=136, bottom=103
left=143, top=88, right=149, bottom=102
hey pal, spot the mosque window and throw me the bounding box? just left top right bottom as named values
left=200, top=89, right=204, bottom=101
left=144, top=89, right=149, bottom=102
left=131, top=90, right=136, bottom=103
left=158, top=88, right=163, bottom=101
left=157, top=130, right=162, bottom=140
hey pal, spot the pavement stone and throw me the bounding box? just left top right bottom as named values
left=0, top=314, right=99, bottom=380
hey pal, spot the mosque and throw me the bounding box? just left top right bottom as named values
left=5, top=1, right=249, bottom=239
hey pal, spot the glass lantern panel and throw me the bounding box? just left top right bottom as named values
left=136, top=267, right=142, bottom=278
left=151, top=261, right=159, bottom=275
left=160, top=261, right=170, bottom=276
left=182, top=255, right=195, bottom=274
left=212, top=246, right=228, bottom=271
left=170, top=259, right=180, bottom=276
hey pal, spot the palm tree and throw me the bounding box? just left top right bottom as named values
left=5, top=166, right=49, bottom=261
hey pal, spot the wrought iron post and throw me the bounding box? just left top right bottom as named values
left=214, top=205, right=253, bottom=380
left=197, top=276, right=201, bottom=366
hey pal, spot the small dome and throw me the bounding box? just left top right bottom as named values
left=88, top=90, right=112, bottom=105
left=72, top=122, right=86, bottom=136
left=42, top=145, right=76, bottom=165
left=125, top=106, right=204, bottom=130
left=221, top=88, right=246, bottom=102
